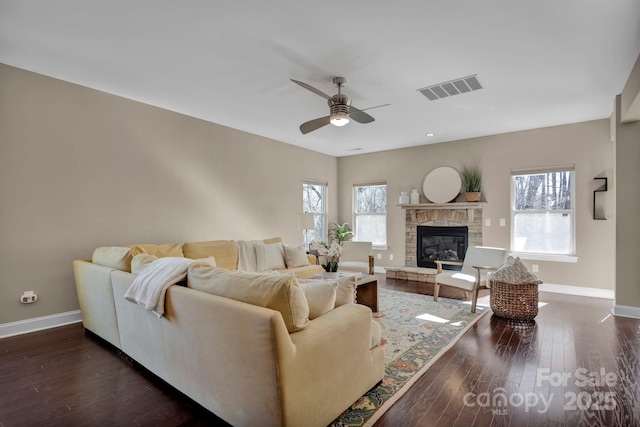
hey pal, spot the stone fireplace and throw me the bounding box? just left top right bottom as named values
left=404, top=203, right=483, bottom=268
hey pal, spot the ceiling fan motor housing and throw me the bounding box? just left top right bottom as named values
left=329, top=95, right=350, bottom=115
left=329, top=94, right=350, bottom=126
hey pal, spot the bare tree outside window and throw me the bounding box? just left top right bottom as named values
left=303, top=182, right=326, bottom=247
left=354, top=184, right=387, bottom=247
left=511, top=170, right=574, bottom=255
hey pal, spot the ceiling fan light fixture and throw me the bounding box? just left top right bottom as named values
left=330, top=112, right=350, bottom=127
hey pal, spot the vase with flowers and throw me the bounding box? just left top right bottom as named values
left=310, top=240, right=343, bottom=278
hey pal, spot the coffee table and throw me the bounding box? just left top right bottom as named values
left=355, top=274, right=379, bottom=313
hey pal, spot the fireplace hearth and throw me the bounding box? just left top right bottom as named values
left=417, top=225, right=468, bottom=270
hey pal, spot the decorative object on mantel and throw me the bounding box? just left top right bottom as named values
left=410, top=189, right=420, bottom=204
left=422, top=166, right=462, bottom=203
left=399, top=191, right=409, bottom=204
left=461, top=166, right=482, bottom=202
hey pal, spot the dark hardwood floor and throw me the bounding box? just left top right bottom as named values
left=1, top=276, right=639, bottom=427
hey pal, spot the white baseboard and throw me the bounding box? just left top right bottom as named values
left=612, top=304, right=640, bottom=320
left=538, top=283, right=614, bottom=299
left=0, top=310, right=82, bottom=339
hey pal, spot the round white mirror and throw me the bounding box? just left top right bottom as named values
left=422, top=166, right=461, bottom=203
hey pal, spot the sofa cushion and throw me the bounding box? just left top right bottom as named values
left=300, top=280, right=337, bottom=319
left=264, top=242, right=287, bottom=270
left=182, top=240, right=238, bottom=270
left=262, top=237, right=283, bottom=245
left=92, top=246, right=132, bottom=272
left=128, top=243, right=184, bottom=258
left=283, top=245, right=310, bottom=269
left=188, top=263, right=310, bottom=332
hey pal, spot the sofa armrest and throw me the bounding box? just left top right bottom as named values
left=282, top=304, right=384, bottom=426
left=72, top=260, right=121, bottom=348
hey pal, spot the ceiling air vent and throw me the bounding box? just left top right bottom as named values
left=417, top=75, right=483, bottom=101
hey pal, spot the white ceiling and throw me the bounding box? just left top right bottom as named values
left=2, top=1, right=640, bottom=157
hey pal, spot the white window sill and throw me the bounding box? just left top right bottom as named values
left=509, top=252, right=578, bottom=263
left=372, top=245, right=388, bottom=251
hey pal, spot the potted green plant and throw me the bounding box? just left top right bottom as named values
left=329, top=223, right=353, bottom=244
left=461, top=166, right=482, bottom=202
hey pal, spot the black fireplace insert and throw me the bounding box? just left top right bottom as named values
left=417, top=225, right=468, bottom=270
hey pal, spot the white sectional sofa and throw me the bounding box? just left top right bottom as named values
left=73, top=238, right=384, bottom=427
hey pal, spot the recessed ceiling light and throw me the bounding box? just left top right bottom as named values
left=426, top=133, right=435, bottom=137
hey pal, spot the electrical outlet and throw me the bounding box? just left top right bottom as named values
left=500, top=218, right=506, bottom=226
left=20, top=291, right=37, bottom=304
left=485, top=219, right=491, bottom=226
left=532, top=264, right=539, bottom=273
left=389, top=254, right=394, bottom=261
left=377, top=253, right=381, bottom=260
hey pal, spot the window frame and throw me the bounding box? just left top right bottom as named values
left=510, top=166, right=577, bottom=262
left=302, top=180, right=327, bottom=247
left=353, top=182, right=388, bottom=250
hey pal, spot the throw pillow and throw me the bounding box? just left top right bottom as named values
left=264, top=242, right=287, bottom=270
left=300, top=280, right=337, bottom=319
left=92, top=246, right=133, bottom=272
left=187, top=263, right=309, bottom=333
left=299, top=275, right=357, bottom=307
left=283, top=245, right=310, bottom=268
left=335, top=275, right=358, bottom=307
left=128, top=243, right=184, bottom=258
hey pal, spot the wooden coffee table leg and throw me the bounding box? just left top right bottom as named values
left=356, top=278, right=378, bottom=312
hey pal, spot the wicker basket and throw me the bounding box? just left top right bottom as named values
left=489, top=279, right=539, bottom=321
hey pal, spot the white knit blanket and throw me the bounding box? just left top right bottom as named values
left=236, top=240, right=266, bottom=272
left=124, top=257, right=194, bottom=317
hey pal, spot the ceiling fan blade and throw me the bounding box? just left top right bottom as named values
left=357, top=103, right=391, bottom=113
left=300, top=116, right=330, bottom=134
left=349, top=107, right=375, bottom=124
left=291, top=79, right=332, bottom=100
left=350, top=104, right=391, bottom=124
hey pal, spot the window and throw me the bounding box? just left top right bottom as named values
left=511, top=167, right=575, bottom=257
left=354, top=183, right=387, bottom=248
left=302, top=181, right=327, bottom=247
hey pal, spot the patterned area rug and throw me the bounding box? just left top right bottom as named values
left=330, top=288, right=488, bottom=426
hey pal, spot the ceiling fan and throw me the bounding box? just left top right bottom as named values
left=291, top=77, right=390, bottom=135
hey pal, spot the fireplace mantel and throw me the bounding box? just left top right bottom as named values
left=398, top=202, right=483, bottom=209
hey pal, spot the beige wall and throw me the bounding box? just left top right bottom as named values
left=614, top=54, right=640, bottom=309
left=338, top=120, right=615, bottom=290
left=0, top=64, right=338, bottom=324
